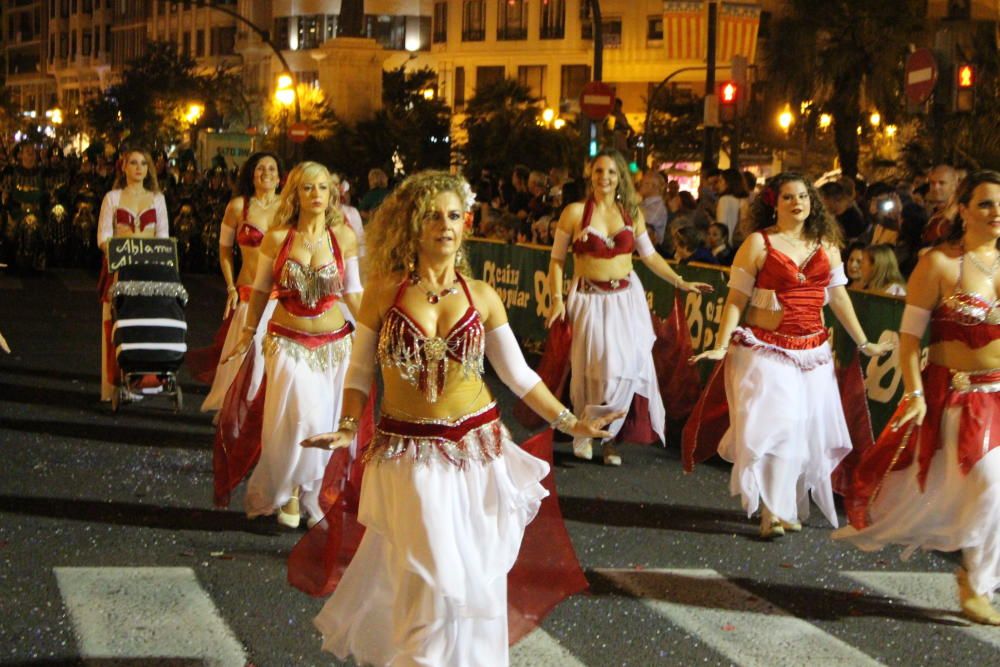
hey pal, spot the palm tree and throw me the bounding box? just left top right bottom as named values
left=763, top=0, right=924, bottom=179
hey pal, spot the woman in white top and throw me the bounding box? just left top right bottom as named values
left=96, top=149, right=169, bottom=401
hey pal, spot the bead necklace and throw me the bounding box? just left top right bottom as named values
left=964, top=245, right=1000, bottom=278
left=300, top=230, right=330, bottom=253
left=251, top=194, right=277, bottom=209
left=410, top=272, right=459, bottom=304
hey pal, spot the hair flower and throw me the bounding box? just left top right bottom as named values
left=761, top=186, right=778, bottom=208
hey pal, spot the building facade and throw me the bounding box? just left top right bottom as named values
left=3, top=0, right=52, bottom=118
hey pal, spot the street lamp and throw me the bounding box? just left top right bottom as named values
left=553, top=118, right=566, bottom=130
left=869, top=111, right=881, bottom=127
left=274, top=76, right=296, bottom=162
left=818, top=113, right=832, bottom=130
left=777, top=105, right=794, bottom=133
left=185, top=103, right=204, bottom=125
left=885, top=124, right=897, bottom=138
left=542, top=108, right=555, bottom=124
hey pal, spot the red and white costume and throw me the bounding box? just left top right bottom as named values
left=312, top=275, right=586, bottom=666
left=96, top=189, right=169, bottom=401
left=836, top=264, right=1000, bottom=598
left=718, top=231, right=851, bottom=526
left=200, top=203, right=277, bottom=412
left=241, top=227, right=357, bottom=524
left=564, top=198, right=665, bottom=451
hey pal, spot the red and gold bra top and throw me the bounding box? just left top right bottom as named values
left=932, top=256, right=1000, bottom=348
left=377, top=273, right=485, bottom=404
left=272, top=227, right=345, bottom=318
left=571, top=198, right=635, bottom=259
left=753, top=232, right=831, bottom=337
left=237, top=197, right=265, bottom=248
left=114, top=206, right=158, bottom=234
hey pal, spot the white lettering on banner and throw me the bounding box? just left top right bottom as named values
left=534, top=270, right=550, bottom=318
left=685, top=292, right=706, bottom=351
left=482, top=260, right=530, bottom=310
left=864, top=330, right=902, bottom=403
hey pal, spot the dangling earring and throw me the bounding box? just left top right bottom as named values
left=407, top=255, right=416, bottom=274
left=455, top=247, right=464, bottom=266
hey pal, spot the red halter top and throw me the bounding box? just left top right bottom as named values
left=571, top=198, right=635, bottom=259
left=932, top=255, right=1000, bottom=348
left=754, top=232, right=831, bottom=337
left=272, top=227, right=345, bottom=318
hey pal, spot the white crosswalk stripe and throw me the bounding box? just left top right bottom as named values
left=595, top=568, right=882, bottom=667
left=843, top=571, right=1000, bottom=649
left=55, top=566, right=247, bottom=666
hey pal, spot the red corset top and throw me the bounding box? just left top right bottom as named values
left=273, top=227, right=345, bottom=317
left=932, top=292, right=1000, bottom=349
left=754, top=232, right=831, bottom=336
left=237, top=224, right=265, bottom=248
left=115, top=207, right=158, bottom=233
left=378, top=274, right=486, bottom=404
left=571, top=198, right=635, bottom=259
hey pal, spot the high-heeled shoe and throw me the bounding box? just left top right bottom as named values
left=573, top=439, right=593, bottom=461
left=276, top=495, right=300, bottom=529
left=957, top=568, right=1000, bottom=625
left=602, top=442, right=622, bottom=466
left=780, top=520, right=802, bottom=532
left=759, top=507, right=785, bottom=539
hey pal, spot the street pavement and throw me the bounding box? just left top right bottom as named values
left=1, top=268, right=996, bottom=666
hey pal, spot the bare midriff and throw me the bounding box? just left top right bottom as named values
left=573, top=253, right=633, bottom=283
left=381, top=367, right=494, bottom=422
left=929, top=340, right=1000, bottom=372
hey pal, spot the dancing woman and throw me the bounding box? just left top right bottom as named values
left=224, top=161, right=361, bottom=527
left=835, top=171, right=1000, bottom=624
left=199, top=152, right=282, bottom=413
left=546, top=148, right=711, bottom=465
left=301, top=171, right=617, bottom=666
left=96, top=149, right=169, bottom=401
left=690, top=173, right=892, bottom=537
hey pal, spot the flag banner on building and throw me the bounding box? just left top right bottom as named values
left=663, top=1, right=706, bottom=61
left=718, top=2, right=761, bottom=64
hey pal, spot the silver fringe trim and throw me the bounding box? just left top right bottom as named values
left=365, top=412, right=507, bottom=468
left=278, top=261, right=344, bottom=310
left=110, top=281, right=189, bottom=305
left=730, top=327, right=832, bottom=371
left=264, top=331, right=351, bottom=372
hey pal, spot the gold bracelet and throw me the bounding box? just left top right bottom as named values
left=338, top=416, right=359, bottom=433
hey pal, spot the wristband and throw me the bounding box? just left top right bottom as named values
left=338, top=416, right=359, bottom=433
left=550, top=408, right=577, bottom=434
left=903, top=389, right=924, bottom=400
left=227, top=285, right=238, bottom=293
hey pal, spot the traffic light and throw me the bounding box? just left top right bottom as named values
left=719, top=81, right=738, bottom=122
left=954, top=63, right=975, bottom=112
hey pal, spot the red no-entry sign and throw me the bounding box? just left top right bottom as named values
left=579, top=81, right=615, bottom=121
left=288, top=123, right=310, bottom=143
left=905, top=49, right=938, bottom=105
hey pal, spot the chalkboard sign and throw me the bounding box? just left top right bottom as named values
left=107, top=237, right=179, bottom=273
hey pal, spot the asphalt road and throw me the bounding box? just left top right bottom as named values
left=0, top=268, right=995, bottom=666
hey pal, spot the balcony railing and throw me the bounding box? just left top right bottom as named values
left=461, top=28, right=485, bottom=41
left=540, top=25, right=565, bottom=40
left=497, top=27, right=527, bottom=41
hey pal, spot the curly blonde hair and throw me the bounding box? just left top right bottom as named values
left=364, top=170, right=474, bottom=283
left=271, top=161, right=344, bottom=230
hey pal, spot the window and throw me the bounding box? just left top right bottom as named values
left=105, top=24, right=111, bottom=53
left=71, top=30, right=77, bottom=58
left=94, top=26, right=100, bottom=53
left=433, top=1, right=447, bottom=44
left=275, top=17, right=290, bottom=50
left=758, top=11, right=771, bottom=39
left=182, top=31, right=190, bottom=55
left=49, top=35, right=56, bottom=60
left=297, top=15, right=323, bottom=50
left=84, top=0, right=93, bottom=12
left=211, top=26, right=236, bottom=55
left=82, top=30, right=91, bottom=56
left=298, top=71, right=319, bottom=87
left=60, top=32, right=68, bottom=58
left=454, top=66, right=465, bottom=108
left=540, top=0, right=565, bottom=39
left=363, top=15, right=407, bottom=51
left=461, top=0, right=484, bottom=41
left=948, top=0, right=971, bottom=19
left=517, top=65, right=544, bottom=99
left=497, top=0, right=527, bottom=40
left=647, top=15, right=663, bottom=43
left=583, top=18, right=622, bottom=48
left=195, top=29, right=204, bottom=56
left=476, top=66, right=505, bottom=93
left=326, top=14, right=338, bottom=40
left=560, top=64, right=590, bottom=110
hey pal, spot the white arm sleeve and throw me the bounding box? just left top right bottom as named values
left=252, top=253, right=275, bottom=292
left=899, top=304, right=931, bottom=338
left=828, top=264, right=848, bottom=288
left=343, top=256, right=362, bottom=294
left=153, top=193, right=169, bottom=239
left=485, top=323, right=542, bottom=398
left=96, top=190, right=116, bottom=248
left=219, top=223, right=236, bottom=248
left=634, top=231, right=656, bottom=258
left=551, top=229, right=571, bottom=262
left=727, top=267, right=755, bottom=297
left=344, top=322, right=377, bottom=395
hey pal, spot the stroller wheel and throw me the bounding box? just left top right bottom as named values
left=174, top=385, right=184, bottom=412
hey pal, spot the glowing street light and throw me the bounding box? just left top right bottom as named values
left=46, top=107, right=63, bottom=125
left=277, top=73, right=294, bottom=90
left=421, top=87, right=436, bottom=101
left=885, top=124, right=897, bottom=137
left=777, top=105, right=794, bottom=132
left=542, top=108, right=555, bottom=124
left=818, top=113, right=832, bottom=130
left=553, top=118, right=566, bottom=130
left=275, top=87, right=295, bottom=107
left=869, top=111, right=881, bottom=127
left=185, top=103, right=204, bottom=124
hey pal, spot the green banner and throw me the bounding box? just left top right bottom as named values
left=467, top=239, right=907, bottom=435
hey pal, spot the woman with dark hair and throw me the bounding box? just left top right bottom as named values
left=300, top=170, right=615, bottom=665
left=96, top=148, right=169, bottom=401
left=547, top=148, right=712, bottom=465
left=716, top=167, right=750, bottom=241
left=221, top=161, right=362, bottom=528
left=835, top=171, right=1000, bottom=625
left=690, top=173, right=892, bottom=538
left=199, top=152, right=283, bottom=414
left=844, top=240, right=867, bottom=287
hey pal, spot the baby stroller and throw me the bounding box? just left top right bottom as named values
left=108, top=239, right=188, bottom=412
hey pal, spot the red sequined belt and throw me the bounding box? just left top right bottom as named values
left=746, top=325, right=829, bottom=350
left=266, top=321, right=352, bottom=347
left=365, top=403, right=505, bottom=467
left=579, top=277, right=630, bottom=293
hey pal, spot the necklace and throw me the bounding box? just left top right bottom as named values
left=250, top=194, right=277, bottom=209
left=411, top=272, right=459, bottom=304
left=300, top=230, right=329, bottom=253
left=964, top=245, right=1000, bottom=278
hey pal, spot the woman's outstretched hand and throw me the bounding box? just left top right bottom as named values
left=301, top=430, right=354, bottom=451
left=564, top=410, right=626, bottom=439
left=689, top=347, right=727, bottom=364
left=221, top=334, right=252, bottom=364
left=545, top=300, right=566, bottom=329
left=861, top=340, right=895, bottom=357
left=678, top=280, right=714, bottom=294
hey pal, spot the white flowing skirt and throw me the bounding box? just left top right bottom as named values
left=565, top=272, right=665, bottom=450
left=314, top=430, right=549, bottom=667
left=243, top=333, right=349, bottom=523
left=833, top=406, right=1000, bottom=598
left=719, top=328, right=852, bottom=526
left=200, top=298, right=276, bottom=412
